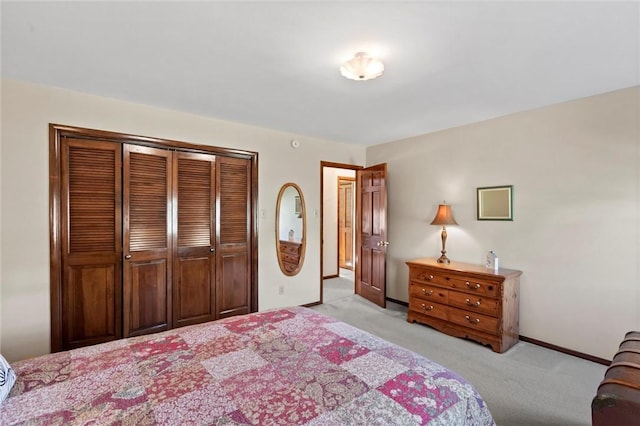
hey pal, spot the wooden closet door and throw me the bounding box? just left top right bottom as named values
left=173, top=152, right=216, bottom=328
left=60, top=137, right=122, bottom=350
left=216, top=156, right=252, bottom=318
left=123, top=145, right=172, bottom=337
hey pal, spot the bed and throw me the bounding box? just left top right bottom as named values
left=1, top=307, right=494, bottom=425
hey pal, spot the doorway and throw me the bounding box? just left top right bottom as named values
left=321, top=162, right=359, bottom=303
left=320, top=161, right=389, bottom=308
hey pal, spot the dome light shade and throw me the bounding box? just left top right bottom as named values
left=340, top=52, right=384, bottom=81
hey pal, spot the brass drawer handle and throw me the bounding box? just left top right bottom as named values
left=421, top=304, right=434, bottom=311
left=465, top=298, right=481, bottom=307
left=465, top=315, right=480, bottom=324
left=422, top=288, right=433, bottom=296
left=466, top=281, right=481, bottom=289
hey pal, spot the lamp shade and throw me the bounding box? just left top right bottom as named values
left=430, top=204, right=457, bottom=226
left=340, top=52, right=384, bottom=81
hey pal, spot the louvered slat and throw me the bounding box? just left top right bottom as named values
left=129, top=152, right=168, bottom=251
left=178, top=158, right=212, bottom=248
left=219, top=162, right=248, bottom=245
left=68, top=147, right=116, bottom=253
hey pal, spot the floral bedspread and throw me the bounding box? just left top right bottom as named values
left=1, top=307, right=494, bottom=425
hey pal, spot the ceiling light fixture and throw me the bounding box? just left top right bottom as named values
left=340, top=52, right=384, bottom=81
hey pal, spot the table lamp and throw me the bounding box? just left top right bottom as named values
left=430, top=202, right=457, bottom=264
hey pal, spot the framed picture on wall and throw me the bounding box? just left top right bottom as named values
left=477, top=185, right=513, bottom=220
left=294, top=195, right=302, bottom=215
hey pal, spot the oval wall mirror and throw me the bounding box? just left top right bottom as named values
left=276, top=183, right=306, bottom=276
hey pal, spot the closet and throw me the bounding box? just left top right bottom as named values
left=50, top=124, right=257, bottom=352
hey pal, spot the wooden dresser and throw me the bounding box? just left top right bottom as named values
left=406, top=258, right=522, bottom=353
left=279, top=240, right=302, bottom=274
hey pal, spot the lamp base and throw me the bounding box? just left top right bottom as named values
left=436, top=254, right=451, bottom=264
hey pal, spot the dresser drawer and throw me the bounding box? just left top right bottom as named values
left=409, top=299, right=448, bottom=321
left=410, top=268, right=450, bottom=287
left=448, top=291, right=498, bottom=317
left=282, top=262, right=297, bottom=273
left=411, top=268, right=498, bottom=297
left=280, top=244, right=301, bottom=255
left=448, top=306, right=499, bottom=335
left=281, top=252, right=299, bottom=263
left=410, top=282, right=448, bottom=304
left=449, top=277, right=498, bottom=297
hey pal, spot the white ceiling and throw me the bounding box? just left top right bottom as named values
left=2, top=1, right=638, bottom=145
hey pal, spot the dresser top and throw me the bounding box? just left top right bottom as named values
left=406, top=257, right=522, bottom=278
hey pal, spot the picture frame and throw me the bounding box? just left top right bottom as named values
left=294, top=195, right=302, bottom=215
left=477, top=185, right=513, bottom=221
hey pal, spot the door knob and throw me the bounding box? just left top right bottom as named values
left=377, top=241, right=390, bottom=247
left=124, top=254, right=132, bottom=260
left=210, top=248, right=215, bottom=253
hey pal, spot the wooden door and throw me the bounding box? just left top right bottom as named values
left=172, top=152, right=217, bottom=328
left=123, top=145, right=173, bottom=337
left=355, top=164, right=388, bottom=308
left=338, top=177, right=355, bottom=270
left=216, top=156, right=252, bottom=318
left=59, top=138, right=122, bottom=350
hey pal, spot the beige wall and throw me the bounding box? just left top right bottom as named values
left=0, top=79, right=365, bottom=362
left=366, top=86, right=640, bottom=360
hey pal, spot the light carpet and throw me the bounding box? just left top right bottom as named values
left=314, top=279, right=606, bottom=426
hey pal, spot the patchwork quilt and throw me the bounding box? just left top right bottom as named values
left=1, top=307, right=494, bottom=425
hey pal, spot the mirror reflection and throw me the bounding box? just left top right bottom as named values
left=276, top=183, right=306, bottom=276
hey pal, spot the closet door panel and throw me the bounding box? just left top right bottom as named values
left=60, top=138, right=122, bottom=349
left=173, top=152, right=216, bottom=327
left=123, top=145, right=172, bottom=337
left=126, top=259, right=168, bottom=333
left=218, top=250, right=249, bottom=317
left=65, top=265, right=117, bottom=346
left=175, top=256, right=211, bottom=320
left=216, top=156, right=251, bottom=318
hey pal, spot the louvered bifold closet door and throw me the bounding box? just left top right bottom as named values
left=216, top=156, right=252, bottom=318
left=123, top=145, right=173, bottom=337
left=60, top=138, right=122, bottom=350
left=173, top=152, right=216, bottom=328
